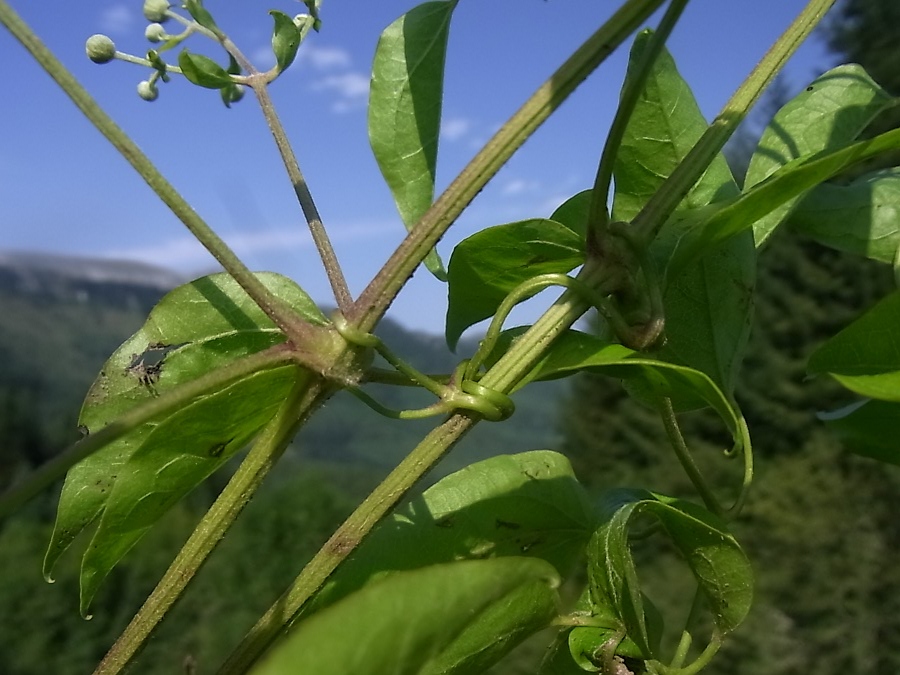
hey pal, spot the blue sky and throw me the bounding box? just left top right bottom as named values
left=2, top=1, right=838, bottom=334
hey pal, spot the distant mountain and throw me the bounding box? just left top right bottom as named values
left=0, top=252, right=566, bottom=476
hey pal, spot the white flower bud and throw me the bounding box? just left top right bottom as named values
left=137, top=80, right=159, bottom=101
left=145, top=23, right=167, bottom=43
left=85, top=34, right=116, bottom=64
left=143, top=0, right=170, bottom=23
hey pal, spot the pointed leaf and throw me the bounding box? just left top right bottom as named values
left=445, top=219, right=585, bottom=349
left=820, top=399, right=900, bottom=466
left=44, top=273, right=323, bottom=578
left=789, top=167, right=900, bottom=263
left=746, top=64, right=895, bottom=247
left=78, top=365, right=302, bottom=615
left=611, top=30, right=752, bottom=398
left=808, top=290, right=900, bottom=401
left=368, top=0, right=458, bottom=280
left=550, top=190, right=592, bottom=240
left=303, top=451, right=593, bottom=622
left=183, top=0, right=220, bottom=35
left=178, top=50, right=234, bottom=89
left=668, top=127, right=900, bottom=274
left=589, top=490, right=752, bottom=659
left=250, top=558, right=560, bottom=675
left=270, top=10, right=303, bottom=73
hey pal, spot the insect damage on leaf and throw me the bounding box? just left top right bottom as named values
left=124, top=342, right=187, bottom=392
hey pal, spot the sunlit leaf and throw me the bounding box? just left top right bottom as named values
left=819, top=399, right=900, bottom=466
left=445, top=219, right=584, bottom=349
left=44, top=273, right=324, bottom=583
left=250, top=558, right=560, bottom=675
left=183, top=0, right=220, bottom=35
left=550, top=190, right=592, bottom=240
left=746, top=64, right=895, bottom=247
left=668, top=127, right=900, bottom=274
left=808, top=290, right=900, bottom=402
left=612, top=30, right=752, bottom=398
left=270, top=10, right=303, bottom=73
left=789, top=167, right=900, bottom=263
left=368, top=0, right=459, bottom=280
left=78, top=365, right=302, bottom=615
left=178, top=50, right=233, bottom=89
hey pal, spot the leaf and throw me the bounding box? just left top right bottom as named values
left=249, top=558, right=560, bottom=675
left=422, top=578, right=560, bottom=674
left=269, top=10, right=303, bottom=73
left=487, top=329, right=742, bottom=443
left=445, top=219, right=585, bottom=349
left=611, top=30, right=752, bottom=398
left=788, top=167, right=900, bottom=263
left=746, top=64, right=896, bottom=247
left=550, top=190, right=592, bottom=240
left=44, top=273, right=324, bottom=581
left=78, top=365, right=302, bottom=615
left=300, top=451, right=593, bottom=632
left=368, top=0, right=458, bottom=281
left=178, top=50, right=234, bottom=89
left=820, top=399, right=900, bottom=467
left=808, top=290, right=900, bottom=402
left=589, top=490, right=753, bottom=659
left=183, top=0, right=220, bottom=35
left=668, top=127, right=900, bottom=275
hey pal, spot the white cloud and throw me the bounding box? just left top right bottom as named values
left=99, top=4, right=135, bottom=35
left=312, top=72, right=370, bottom=112
left=298, top=44, right=352, bottom=70
left=441, top=117, right=471, bottom=142
left=501, top=179, right=541, bottom=197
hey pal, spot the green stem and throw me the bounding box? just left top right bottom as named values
left=250, top=83, right=353, bottom=312
left=0, top=1, right=313, bottom=344
left=657, top=397, right=725, bottom=517
left=630, top=0, right=837, bottom=247
left=0, top=345, right=294, bottom=520
left=93, top=374, right=332, bottom=675
left=350, top=0, right=667, bottom=333
left=589, top=0, right=690, bottom=236
left=218, top=266, right=602, bottom=672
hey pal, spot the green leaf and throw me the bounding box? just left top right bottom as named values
left=788, top=167, right=900, bottom=263
left=178, top=50, right=234, bottom=89
left=668, top=127, right=900, bottom=274
left=183, top=0, right=220, bottom=35
left=249, top=558, right=560, bottom=675
left=445, top=219, right=585, bottom=349
left=44, top=273, right=324, bottom=582
left=368, top=0, right=458, bottom=281
left=589, top=490, right=752, bottom=659
left=79, top=365, right=302, bottom=615
left=487, top=329, right=742, bottom=443
left=808, top=290, right=900, bottom=401
left=820, top=399, right=900, bottom=466
left=269, top=10, right=303, bottom=73
left=746, top=64, right=895, bottom=247
left=550, top=190, right=592, bottom=240
left=302, top=451, right=593, bottom=625
left=611, top=30, right=752, bottom=398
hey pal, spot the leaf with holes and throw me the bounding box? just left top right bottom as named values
left=44, top=273, right=324, bottom=583
left=368, top=0, right=459, bottom=280
left=77, top=365, right=302, bottom=615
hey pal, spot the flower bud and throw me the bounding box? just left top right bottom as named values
left=144, top=23, right=167, bottom=43
left=137, top=80, right=159, bottom=101
left=85, top=34, right=116, bottom=64
left=143, top=0, right=170, bottom=23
